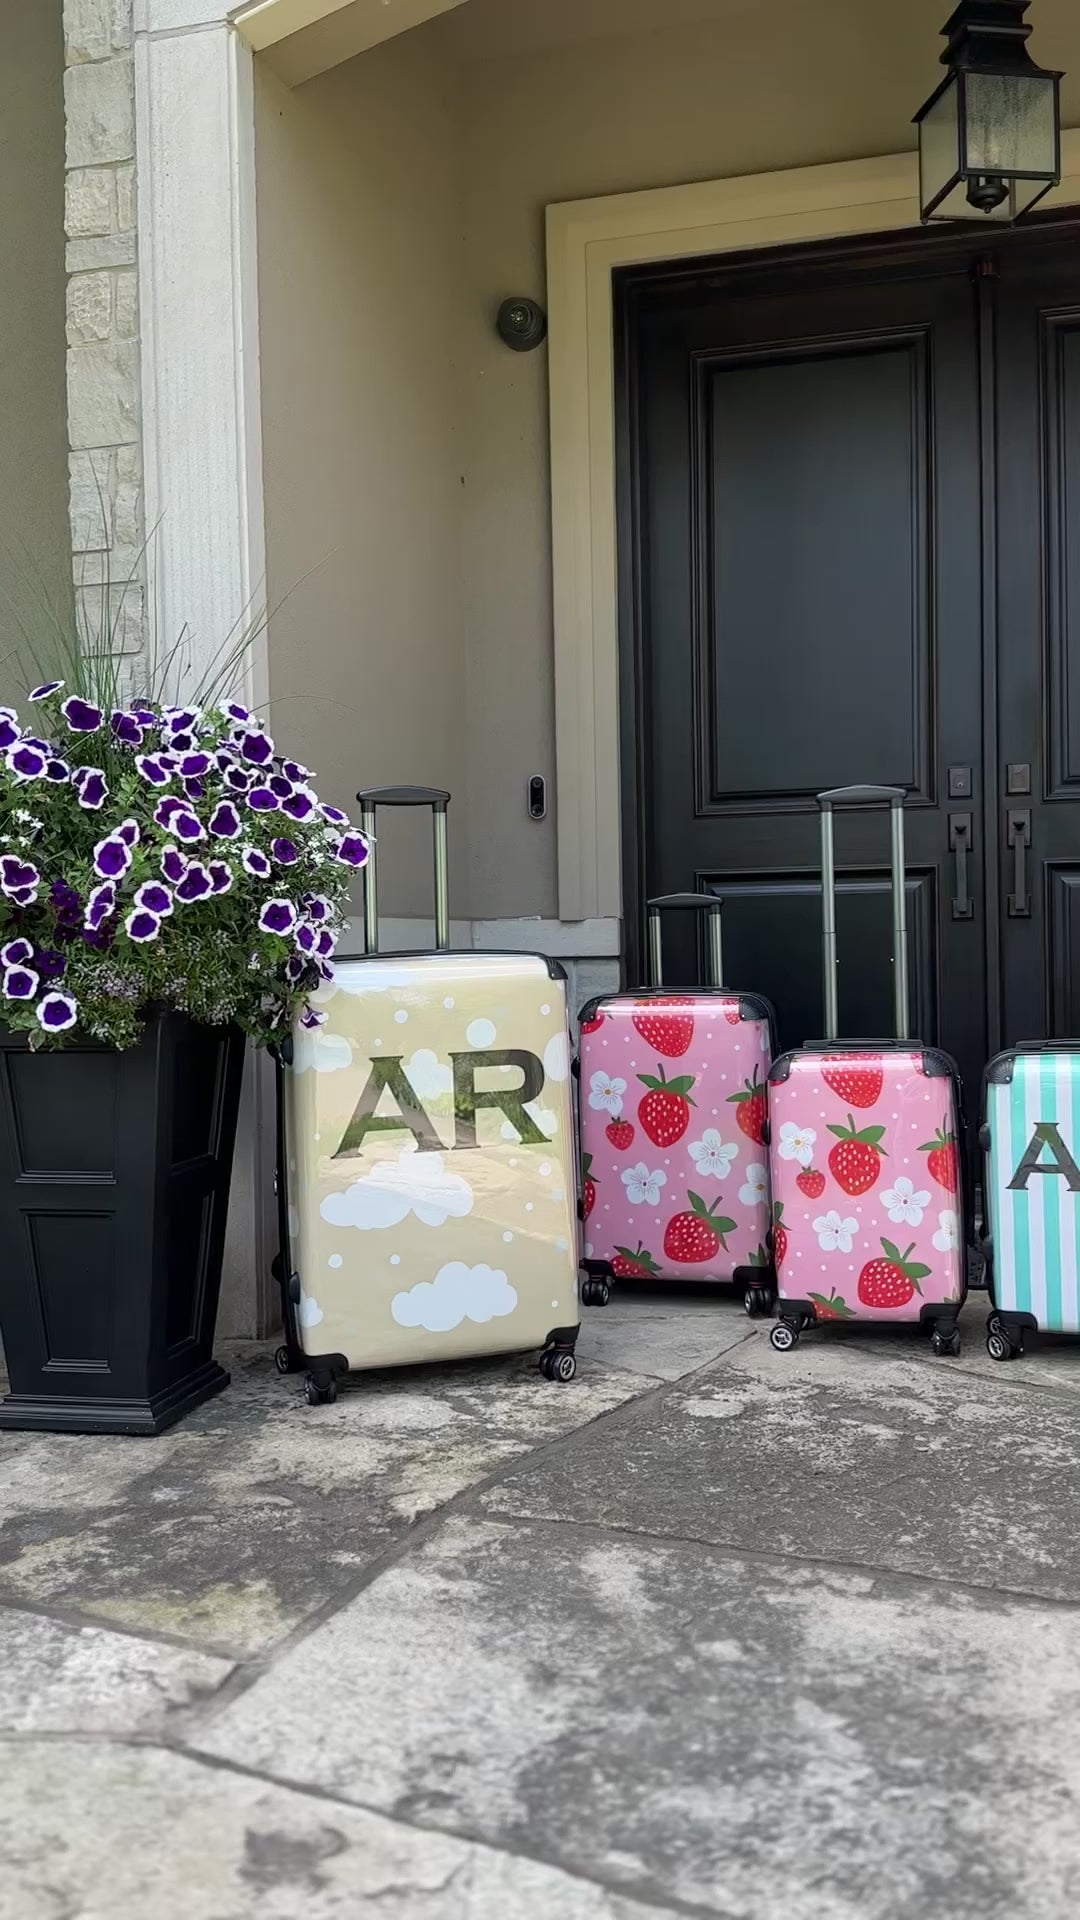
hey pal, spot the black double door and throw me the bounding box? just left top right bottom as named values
left=621, top=227, right=1080, bottom=1114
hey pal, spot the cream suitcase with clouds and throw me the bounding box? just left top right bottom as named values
left=279, top=788, right=580, bottom=1404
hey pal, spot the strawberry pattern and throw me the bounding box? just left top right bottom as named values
left=769, top=1051, right=966, bottom=1322
left=579, top=994, right=773, bottom=1281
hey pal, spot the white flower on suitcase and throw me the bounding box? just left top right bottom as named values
left=320, top=1147, right=473, bottom=1231
left=391, top=1261, right=518, bottom=1333
left=588, top=1071, right=626, bottom=1117
left=778, top=1122, right=816, bottom=1168
left=933, top=1209, right=960, bottom=1252
left=739, top=1164, right=769, bottom=1208
left=813, top=1210, right=858, bottom=1253
left=297, top=1290, right=324, bottom=1329
left=881, top=1175, right=930, bottom=1227
left=621, top=1162, right=667, bottom=1206
left=293, top=1027, right=353, bottom=1075
left=688, top=1131, right=739, bottom=1179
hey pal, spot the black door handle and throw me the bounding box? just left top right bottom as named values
left=1007, top=808, right=1031, bottom=917
left=949, top=813, right=974, bottom=920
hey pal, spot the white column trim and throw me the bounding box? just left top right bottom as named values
left=134, top=9, right=267, bottom=706
left=546, top=134, right=1080, bottom=924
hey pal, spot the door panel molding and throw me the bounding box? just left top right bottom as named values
left=1041, top=308, right=1080, bottom=800
left=547, top=136, right=1080, bottom=921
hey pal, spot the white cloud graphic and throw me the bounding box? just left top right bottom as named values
left=543, top=1031, right=569, bottom=1082
left=402, top=1048, right=453, bottom=1101
left=293, top=1027, right=353, bottom=1075
left=391, top=1261, right=518, bottom=1333
left=298, top=1290, right=324, bottom=1329
left=333, top=964, right=418, bottom=997
left=320, top=1148, right=473, bottom=1232
left=526, top=1101, right=559, bottom=1138
left=466, top=1017, right=496, bottom=1047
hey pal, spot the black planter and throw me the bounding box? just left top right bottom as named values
left=0, top=1010, right=245, bottom=1435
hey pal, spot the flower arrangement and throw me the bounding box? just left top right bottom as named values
left=0, top=683, right=367, bottom=1048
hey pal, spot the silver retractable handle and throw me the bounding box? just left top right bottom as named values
left=355, top=786, right=451, bottom=955
left=645, top=893, right=723, bottom=989
left=817, top=786, right=908, bottom=1043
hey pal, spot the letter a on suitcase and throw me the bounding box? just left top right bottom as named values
left=277, top=787, right=580, bottom=1403
left=767, top=788, right=967, bottom=1353
left=577, top=894, right=776, bottom=1305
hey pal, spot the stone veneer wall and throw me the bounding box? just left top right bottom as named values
left=63, top=0, right=145, bottom=667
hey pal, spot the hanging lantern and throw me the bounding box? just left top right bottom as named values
left=915, top=0, right=1063, bottom=223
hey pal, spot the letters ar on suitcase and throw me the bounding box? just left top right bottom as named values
left=277, top=786, right=581, bottom=1405
left=982, top=1045, right=1080, bottom=1359
left=767, top=786, right=968, bottom=1355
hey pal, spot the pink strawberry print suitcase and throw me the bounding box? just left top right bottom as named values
left=766, top=788, right=967, bottom=1354
left=576, top=894, right=776, bottom=1306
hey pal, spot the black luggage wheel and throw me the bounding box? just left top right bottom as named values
left=581, top=1275, right=611, bottom=1308
left=743, top=1285, right=775, bottom=1319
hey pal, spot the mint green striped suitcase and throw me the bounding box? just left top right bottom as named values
left=982, top=1047, right=1080, bottom=1359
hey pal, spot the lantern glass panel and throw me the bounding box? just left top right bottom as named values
left=964, top=71, right=1059, bottom=177
left=919, top=76, right=961, bottom=214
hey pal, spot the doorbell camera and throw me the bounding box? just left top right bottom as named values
left=528, top=775, right=547, bottom=820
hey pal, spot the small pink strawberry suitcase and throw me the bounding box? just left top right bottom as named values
left=576, top=895, right=776, bottom=1308
left=767, top=788, right=967, bottom=1354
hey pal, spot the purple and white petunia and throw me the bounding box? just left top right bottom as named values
left=271, top=837, right=299, bottom=866
left=174, top=863, right=214, bottom=904
left=168, top=731, right=196, bottom=754
left=131, top=704, right=157, bottom=726
left=134, top=881, right=173, bottom=919
left=45, top=758, right=70, bottom=783
left=116, top=818, right=140, bottom=848
left=37, top=991, right=78, bottom=1033
left=178, top=751, right=211, bottom=779
left=3, top=966, right=39, bottom=1001
left=85, top=881, right=116, bottom=930
left=0, top=857, right=40, bottom=900
left=162, top=707, right=198, bottom=734
left=241, top=846, right=271, bottom=879
left=247, top=786, right=277, bottom=813
left=160, top=844, right=187, bottom=885
left=208, top=801, right=241, bottom=839
left=208, top=860, right=233, bottom=896
left=172, top=811, right=205, bottom=844
left=302, top=894, right=333, bottom=924
left=316, top=927, right=335, bottom=958
left=321, top=804, right=349, bottom=826
left=0, top=708, right=20, bottom=752
left=299, top=1006, right=327, bottom=1029
left=61, top=695, right=102, bottom=733
left=110, top=710, right=144, bottom=747
left=219, top=701, right=252, bottom=724
left=259, top=898, right=298, bottom=937
left=7, top=743, right=47, bottom=782
left=74, top=768, right=108, bottom=811
left=1, top=938, right=33, bottom=966
left=295, top=922, right=319, bottom=956
left=28, top=680, right=64, bottom=702
left=92, top=835, right=133, bottom=881
left=153, top=796, right=186, bottom=830
left=281, top=790, right=316, bottom=823
left=283, top=759, right=311, bottom=784
left=335, top=832, right=370, bottom=869
left=183, top=778, right=206, bottom=801
left=240, top=730, right=274, bottom=768
left=224, top=766, right=253, bottom=794
left=37, top=949, right=66, bottom=982
left=135, top=754, right=171, bottom=787
left=268, top=775, right=294, bottom=801
left=285, top=954, right=309, bottom=984
left=124, top=909, right=161, bottom=944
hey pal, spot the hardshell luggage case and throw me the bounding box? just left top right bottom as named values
left=767, top=787, right=967, bottom=1354
left=277, top=787, right=580, bottom=1404
left=576, top=894, right=777, bottom=1307
left=982, top=1045, right=1080, bottom=1361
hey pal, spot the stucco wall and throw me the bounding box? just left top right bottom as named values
left=0, top=0, right=71, bottom=696
left=254, top=35, right=469, bottom=919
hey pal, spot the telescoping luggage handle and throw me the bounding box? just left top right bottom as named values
left=646, top=893, right=723, bottom=990
left=818, top=786, right=909, bottom=1044
left=355, top=786, right=450, bottom=955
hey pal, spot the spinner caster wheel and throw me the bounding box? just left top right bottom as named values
left=274, top=1344, right=293, bottom=1375
left=581, top=1276, right=611, bottom=1308
left=744, top=1288, right=762, bottom=1317
left=770, top=1321, right=799, bottom=1353
left=986, top=1329, right=1017, bottom=1363
left=930, top=1328, right=961, bottom=1358
left=986, top=1311, right=1003, bottom=1337
left=304, top=1375, right=338, bottom=1405
left=541, top=1348, right=577, bottom=1383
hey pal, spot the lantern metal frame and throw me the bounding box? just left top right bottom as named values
left=915, top=0, right=1063, bottom=224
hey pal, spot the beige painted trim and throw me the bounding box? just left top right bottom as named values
left=231, top=0, right=464, bottom=58
left=547, top=135, right=1080, bottom=924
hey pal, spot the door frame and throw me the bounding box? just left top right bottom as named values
left=545, top=137, right=1080, bottom=929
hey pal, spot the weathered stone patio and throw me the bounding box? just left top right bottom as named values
left=2, top=1286, right=1080, bottom=1918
